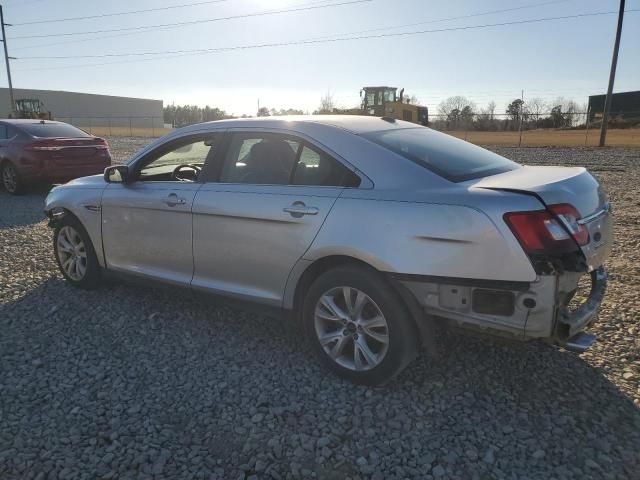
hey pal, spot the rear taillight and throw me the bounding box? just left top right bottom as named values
left=504, top=203, right=589, bottom=254
left=24, top=137, right=109, bottom=151
left=93, top=137, right=109, bottom=150
left=548, top=203, right=590, bottom=246
left=24, top=139, right=63, bottom=151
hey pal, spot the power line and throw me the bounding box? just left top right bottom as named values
left=6, top=0, right=573, bottom=52
left=11, top=0, right=234, bottom=26
left=307, top=0, right=573, bottom=40
left=14, top=9, right=639, bottom=64
left=8, top=0, right=372, bottom=40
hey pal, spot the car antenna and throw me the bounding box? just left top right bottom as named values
left=381, top=116, right=396, bottom=123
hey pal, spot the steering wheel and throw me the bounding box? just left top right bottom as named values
left=172, top=164, right=201, bottom=181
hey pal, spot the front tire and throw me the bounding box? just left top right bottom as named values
left=53, top=216, right=101, bottom=289
left=303, top=265, right=419, bottom=385
left=1, top=161, right=24, bottom=195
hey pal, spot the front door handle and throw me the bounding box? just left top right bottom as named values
left=163, top=193, right=186, bottom=207
left=283, top=201, right=319, bottom=218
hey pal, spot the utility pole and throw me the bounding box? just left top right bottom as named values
left=599, top=0, right=625, bottom=147
left=518, top=89, right=524, bottom=147
left=0, top=4, right=14, bottom=116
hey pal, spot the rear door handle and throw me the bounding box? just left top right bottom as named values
left=283, top=201, right=319, bottom=218
left=163, top=193, right=186, bottom=207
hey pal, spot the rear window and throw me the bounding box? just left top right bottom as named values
left=362, top=127, right=520, bottom=182
left=20, top=123, right=90, bottom=138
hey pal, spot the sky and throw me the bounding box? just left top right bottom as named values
left=1, top=0, right=638, bottom=116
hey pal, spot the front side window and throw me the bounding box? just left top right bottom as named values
left=0, top=124, right=7, bottom=140
left=138, top=136, right=217, bottom=182
left=362, top=127, right=520, bottom=182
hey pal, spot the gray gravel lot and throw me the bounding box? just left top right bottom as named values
left=1, top=140, right=639, bottom=480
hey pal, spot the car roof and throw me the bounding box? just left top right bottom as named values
left=0, top=119, right=67, bottom=125
left=196, top=115, right=418, bottom=135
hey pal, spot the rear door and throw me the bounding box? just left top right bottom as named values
left=191, top=131, right=362, bottom=305
left=101, top=133, right=219, bottom=284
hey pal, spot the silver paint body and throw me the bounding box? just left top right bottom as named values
left=45, top=116, right=612, bottom=341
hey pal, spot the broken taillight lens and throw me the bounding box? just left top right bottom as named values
left=548, top=203, right=590, bottom=246
left=504, top=204, right=589, bottom=254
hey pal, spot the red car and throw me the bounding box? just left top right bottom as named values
left=0, top=120, right=111, bottom=194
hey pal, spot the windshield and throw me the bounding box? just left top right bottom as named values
left=362, top=127, right=520, bottom=182
left=21, top=123, right=90, bottom=138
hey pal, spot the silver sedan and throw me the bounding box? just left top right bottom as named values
left=45, top=116, right=612, bottom=384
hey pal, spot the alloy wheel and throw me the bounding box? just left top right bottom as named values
left=56, top=225, right=88, bottom=281
left=2, top=164, right=17, bottom=193
left=314, top=286, right=389, bottom=371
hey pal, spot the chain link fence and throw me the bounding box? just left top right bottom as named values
left=53, top=112, right=640, bottom=147
left=54, top=116, right=171, bottom=138
left=429, top=111, right=640, bottom=147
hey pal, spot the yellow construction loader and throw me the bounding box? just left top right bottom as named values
left=10, top=98, right=53, bottom=120
left=346, top=86, right=428, bottom=125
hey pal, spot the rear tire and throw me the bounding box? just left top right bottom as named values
left=53, top=215, right=101, bottom=289
left=1, top=161, right=24, bottom=195
left=302, top=265, right=419, bottom=385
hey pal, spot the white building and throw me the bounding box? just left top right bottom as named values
left=0, top=88, right=163, bottom=130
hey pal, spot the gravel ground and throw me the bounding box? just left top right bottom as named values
left=1, top=143, right=639, bottom=480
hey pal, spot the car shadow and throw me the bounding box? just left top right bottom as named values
left=0, top=185, right=51, bottom=229
left=2, top=278, right=638, bottom=478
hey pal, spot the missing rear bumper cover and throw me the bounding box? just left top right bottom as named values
left=398, top=266, right=606, bottom=348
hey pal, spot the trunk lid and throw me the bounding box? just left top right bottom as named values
left=469, top=166, right=612, bottom=270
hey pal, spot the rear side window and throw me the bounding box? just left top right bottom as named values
left=221, top=134, right=300, bottom=184
left=20, top=122, right=90, bottom=138
left=362, top=127, right=520, bottom=182
left=293, top=145, right=360, bottom=187
left=220, top=133, right=360, bottom=187
left=0, top=124, right=7, bottom=140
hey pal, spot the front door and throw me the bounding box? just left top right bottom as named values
left=101, top=134, right=218, bottom=285
left=191, top=132, right=362, bottom=305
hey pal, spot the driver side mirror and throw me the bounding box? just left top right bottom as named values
left=104, top=165, right=131, bottom=184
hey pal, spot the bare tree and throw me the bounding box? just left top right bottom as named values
left=438, top=96, right=475, bottom=117
left=475, top=101, right=497, bottom=130
left=552, top=97, right=581, bottom=127
left=527, top=97, right=547, bottom=124
left=438, top=96, right=476, bottom=129
left=484, top=101, right=496, bottom=120
left=314, top=90, right=335, bottom=114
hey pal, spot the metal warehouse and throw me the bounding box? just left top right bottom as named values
left=0, top=88, right=163, bottom=130
left=588, top=90, right=640, bottom=122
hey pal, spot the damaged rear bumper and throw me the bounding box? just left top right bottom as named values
left=556, top=266, right=607, bottom=347
left=394, top=266, right=607, bottom=351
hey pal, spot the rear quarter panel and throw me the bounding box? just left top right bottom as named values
left=303, top=189, right=541, bottom=283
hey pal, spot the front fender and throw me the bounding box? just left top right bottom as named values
left=45, top=185, right=106, bottom=267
